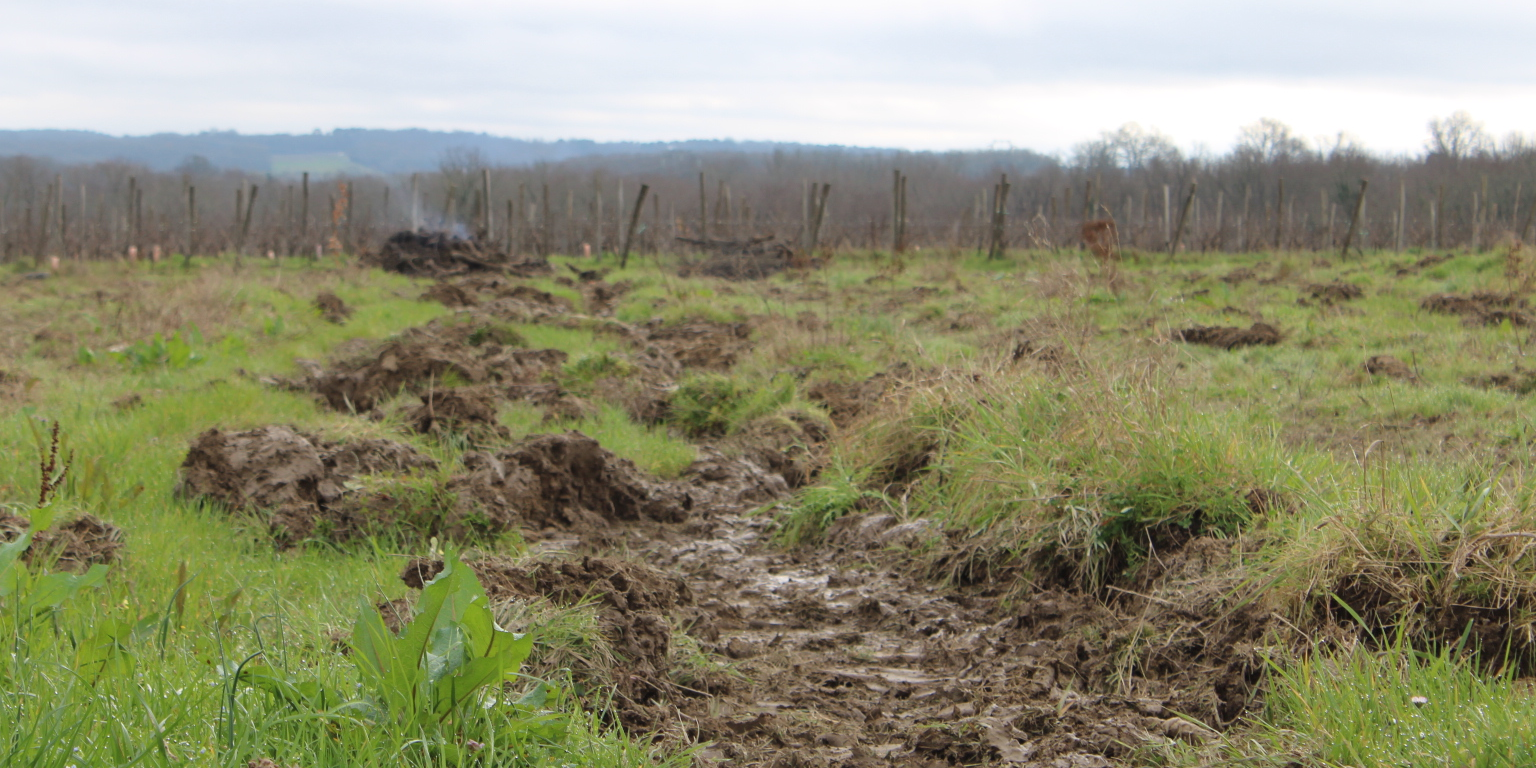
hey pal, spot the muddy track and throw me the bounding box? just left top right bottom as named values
left=510, top=495, right=1262, bottom=767
left=263, top=274, right=1269, bottom=766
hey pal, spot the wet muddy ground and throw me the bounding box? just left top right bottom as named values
left=178, top=271, right=1286, bottom=766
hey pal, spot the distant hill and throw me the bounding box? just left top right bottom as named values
left=0, top=129, right=963, bottom=176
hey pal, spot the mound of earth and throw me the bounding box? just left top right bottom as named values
left=0, top=513, right=123, bottom=571
left=1364, top=355, right=1417, bottom=382
left=806, top=366, right=912, bottom=429
left=1173, top=323, right=1281, bottom=350
left=419, top=281, right=477, bottom=308
left=368, top=231, right=503, bottom=276
left=314, top=292, right=352, bottom=323
left=297, top=322, right=567, bottom=412
left=676, top=236, right=802, bottom=281
left=405, top=386, right=511, bottom=443
left=449, top=431, right=691, bottom=535
left=175, top=426, right=442, bottom=546
left=643, top=320, right=752, bottom=370
left=1306, top=282, right=1363, bottom=302
left=1469, top=368, right=1536, bottom=395
left=404, top=553, right=692, bottom=730
left=1421, top=292, right=1532, bottom=326
left=1396, top=253, right=1454, bottom=275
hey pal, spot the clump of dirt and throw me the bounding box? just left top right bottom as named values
left=1468, top=368, right=1536, bottom=395
left=112, top=392, right=144, bottom=411
left=1306, top=282, right=1363, bottom=302
left=643, top=320, right=752, bottom=370
left=677, top=236, right=803, bottom=281
left=314, top=292, right=352, bottom=323
left=296, top=321, right=567, bottom=412
left=716, top=410, right=829, bottom=490
left=589, top=347, right=682, bottom=425
left=1219, top=267, right=1256, bottom=284
left=368, top=231, right=504, bottom=276
left=0, top=513, right=124, bottom=571
left=1010, top=338, right=1068, bottom=368
left=1421, top=292, right=1532, bottom=326
left=1364, top=355, right=1417, bottom=382
left=449, top=431, right=691, bottom=536
left=419, top=281, right=477, bottom=308
left=1173, top=323, right=1282, bottom=350
left=806, top=367, right=911, bottom=429
left=1396, top=253, right=1454, bottom=275
left=408, top=554, right=693, bottom=731
left=581, top=279, right=630, bottom=316
left=405, top=386, right=511, bottom=443
left=175, top=426, right=442, bottom=546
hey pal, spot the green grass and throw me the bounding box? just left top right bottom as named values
left=10, top=245, right=1536, bottom=767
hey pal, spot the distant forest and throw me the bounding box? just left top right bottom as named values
left=2, top=114, right=1533, bottom=263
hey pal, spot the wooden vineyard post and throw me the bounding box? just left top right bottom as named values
left=239, top=185, right=259, bottom=254
left=481, top=168, right=493, bottom=242
left=1273, top=177, right=1284, bottom=249
left=301, top=172, right=310, bottom=254
left=620, top=183, right=649, bottom=269
left=1522, top=191, right=1536, bottom=244
left=1340, top=179, right=1369, bottom=258
left=891, top=169, right=908, bottom=253
left=808, top=183, right=831, bottom=256
left=1170, top=181, right=1197, bottom=256
left=987, top=174, right=1010, bottom=260
left=698, top=172, right=708, bottom=239
left=184, top=185, right=196, bottom=267
left=1396, top=181, right=1406, bottom=252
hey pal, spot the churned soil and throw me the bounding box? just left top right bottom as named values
left=1172, top=323, right=1282, bottom=350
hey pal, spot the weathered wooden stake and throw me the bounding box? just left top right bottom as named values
left=1170, top=182, right=1197, bottom=255
left=620, top=183, right=650, bottom=268
left=1340, top=179, right=1369, bottom=258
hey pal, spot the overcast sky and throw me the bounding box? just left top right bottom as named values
left=3, top=0, right=1533, bottom=155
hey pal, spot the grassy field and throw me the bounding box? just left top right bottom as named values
left=3, top=244, right=1536, bottom=767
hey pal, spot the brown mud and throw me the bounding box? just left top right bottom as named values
left=314, top=291, right=352, bottom=324
left=290, top=320, right=569, bottom=412
left=0, top=513, right=124, bottom=570
left=369, top=231, right=551, bottom=277
left=1468, top=368, right=1536, bottom=395
left=176, top=425, right=441, bottom=546
left=405, top=386, right=511, bottom=443
left=1172, top=323, right=1281, bottom=350
left=1364, top=355, right=1417, bottom=382
left=1421, top=292, right=1533, bottom=326
left=677, top=237, right=802, bottom=281
left=1305, top=282, right=1363, bottom=303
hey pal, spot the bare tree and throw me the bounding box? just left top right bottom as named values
left=1427, top=111, right=1492, bottom=162
left=1236, top=118, right=1311, bottom=165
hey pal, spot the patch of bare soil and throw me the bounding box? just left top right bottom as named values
left=405, top=386, right=511, bottom=443
left=806, top=366, right=911, bottom=429
left=367, top=231, right=505, bottom=276
left=1219, top=267, right=1256, bottom=285
left=582, top=279, right=631, bottom=316
left=175, top=425, right=441, bottom=546
left=1468, top=367, right=1536, bottom=395
left=599, top=504, right=1269, bottom=767
left=449, top=432, right=693, bottom=537
left=1420, top=292, right=1533, bottom=326
left=1306, top=282, right=1363, bottom=302
left=677, top=237, right=804, bottom=281
left=419, top=281, right=477, bottom=308
left=643, top=320, right=753, bottom=370
left=0, top=513, right=124, bottom=570
left=1172, top=323, right=1281, bottom=350
left=1396, top=253, right=1454, bottom=276
left=292, top=321, right=568, bottom=412
left=1364, top=355, right=1417, bottom=382
left=314, top=291, right=352, bottom=324
left=590, top=347, right=683, bottom=425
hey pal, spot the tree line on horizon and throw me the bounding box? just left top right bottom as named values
left=1, top=112, right=1532, bottom=265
